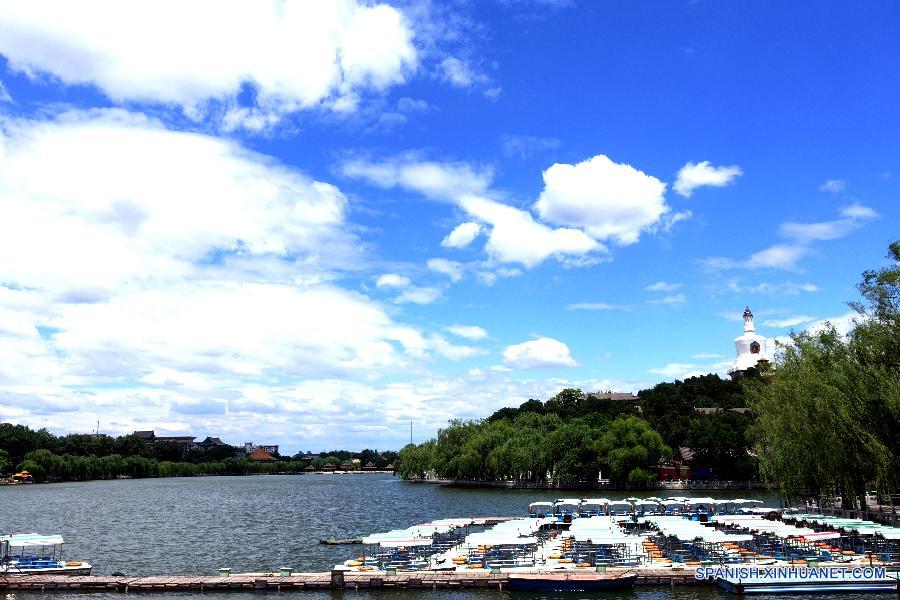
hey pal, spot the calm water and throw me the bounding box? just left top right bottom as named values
left=0, top=475, right=881, bottom=600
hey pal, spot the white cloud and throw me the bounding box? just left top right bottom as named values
left=500, top=134, right=560, bottom=159
left=806, top=311, right=858, bottom=337
left=721, top=280, right=821, bottom=296
left=839, top=202, right=879, bottom=220
left=503, top=337, right=578, bottom=369
left=0, top=110, right=354, bottom=291
left=691, top=352, right=722, bottom=359
left=341, top=157, right=604, bottom=268
left=395, top=286, right=442, bottom=305
left=649, top=359, right=731, bottom=379
left=427, top=258, right=463, bottom=282
left=566, top=302, right=630, bottom=311
left=819, top=179, right=846, bottom=194
left=376, top=273, right=411, bottom=289
left=645, top=281, right=681, bottom=292
left=762, top=315, right=817, bottom=328
left=439, top=57, right=487, bottom=88
left=441, top=222, right=482, bottom=248
left=476, top=267, right=522, bottom=286
left=746, top=244, right=810, bottom=270
left=708, top=204, right=879, bottom=271
left=534, top=154, right=668, bottom=245
left=673, top=161, right=742, bottom=198
left=427, top=335, right=485, bottom=361
left=445, top=325, right=488, bottom=340
left=340, top=156, right=492, bottom=200
left=0, top=1, right=418, bottom=126
left=0, top=80, right=11, bottom=103
left=459, top=194, right=601, bottom=268
left=649, top=293, right=687, bottom=307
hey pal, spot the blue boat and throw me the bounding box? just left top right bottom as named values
left=508, top=572, right=636, bottom=592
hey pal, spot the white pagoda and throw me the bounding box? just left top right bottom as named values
left=729, top=306, right=769, bottom=374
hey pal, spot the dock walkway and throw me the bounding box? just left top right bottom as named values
left=0, top=569, right=708, bottom=592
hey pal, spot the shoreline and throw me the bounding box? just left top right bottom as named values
left=402, top=478, right=769, bottom=491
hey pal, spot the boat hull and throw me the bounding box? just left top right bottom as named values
left=1, top=564, right=93, bottom=576
left=508, top=573, right=636, bottom=592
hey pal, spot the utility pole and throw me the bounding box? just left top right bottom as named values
left=410, top=420, right=413, bottom=445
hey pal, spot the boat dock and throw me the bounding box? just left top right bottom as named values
left=0, top=569, right=708, bottom=592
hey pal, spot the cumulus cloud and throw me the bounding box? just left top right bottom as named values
left=534, top=154, right=669, bottom=245
left=502, top=337, right=578, bottom=369
left=341, top=157, right=604, bottom=268
left=0, top=1, right=418, bottom=128
left=0, top=110, right=355, bottom=291
left=395, top=286, right=442, bottom=305
left=376, top=273, right=411, bottom=289
left=441, top=222, right=482, bottom=248
left=427, top=258, right=463, bottom=282
left=459, top=194, right=601, bottom=268
left=445, top=325, right=488, bottom=340
left=819, top=179, right=846, bottom=194
left=673, top=161, right=742, bottom=197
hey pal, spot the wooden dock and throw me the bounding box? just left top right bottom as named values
left=0, top=569, right=712, bottom=592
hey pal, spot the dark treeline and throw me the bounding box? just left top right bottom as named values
left=0, top=425, right=397, bottom=483
left=395, top=376, right=757, bottom=487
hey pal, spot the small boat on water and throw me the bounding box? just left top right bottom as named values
left=508, top=571, right=637, bottom=592
left=320, top=536, right=363, bottom=545
left=0, top=533, right=92, bottom=575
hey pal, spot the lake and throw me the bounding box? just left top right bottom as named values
left=0, top=474, right=860, bottom=600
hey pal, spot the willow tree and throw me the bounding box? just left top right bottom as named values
left=746, top=242, right=900, bottom=508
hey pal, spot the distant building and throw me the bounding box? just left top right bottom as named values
left=362, top=462, right=377, bottom=471
left=134, top=430, right=156, bottom=443
left=248, top=450, right=277, bottom=463
left=241, top=442, right=279, bottom=456
left=132, top=430, right=197, bottom=450
left=729, top=306, right=770, bottom=374
left=198, top=436, right=227, bottom=448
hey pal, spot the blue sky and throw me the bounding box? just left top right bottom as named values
left=0, top=1, right=896, bottom=453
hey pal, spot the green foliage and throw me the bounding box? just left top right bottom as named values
left=398, top=389, right=677, bottom=486
left=747, top=242, right=900, bottom=507
left=639, top=374, right=745, bottom=448
left=597, top=416, right=672, bottom=485
left=0, top=449, right=9, bottom=473
left=687, top=411, right=757, bottom=479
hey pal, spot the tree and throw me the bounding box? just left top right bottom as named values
left=746, top=242, right=900, bottom=508
left=597, top=416, right=671, bottom=487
